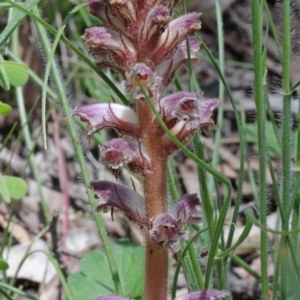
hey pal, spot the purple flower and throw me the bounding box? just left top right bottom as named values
left=149, top=194, right=201, bottom=252
left=90, top=181, right=201, bottom=252
left=88, top=0, right=126, bottom=34
left=139, top=6, right=171, bottom=51
left=89, top=0, right=139, bottom=36
left=71, top=103, right=140, bottom=137
left=160, top=92, right=220, bottom=130
left=101, top=138, right=150, bottom=175
left=84, top=27, right=137, bottom=71
left=90, top=181, right=146, bottom=227
left=156, top=37, right=201, bottom=89
left=156, top=92, right=220, bottom=153
left=169, top=193, right=201, bottom=223
left=151, top=13, right=201, bottom=64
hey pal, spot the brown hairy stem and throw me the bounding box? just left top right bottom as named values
left=137, top=100, right=169, bottom=300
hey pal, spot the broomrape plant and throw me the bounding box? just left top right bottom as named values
left=72, top=1, right=227, bottom=299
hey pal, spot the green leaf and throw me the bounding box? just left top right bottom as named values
left=0, top=258, right=9, bottom=270
left=68, top=239, right=144, bottom=300
left=0, top=174, right=10, bottom=203
left=0, top=63, right=10, bottom=91
left=3, top=175, right=28, bottom=200
left=0, top=0, right=41, bottom=48
left=0, top=101, right=12, bottom=116
left=2, top=61, right=29, bottom=87
left=245, top=121, right=280, bottom=157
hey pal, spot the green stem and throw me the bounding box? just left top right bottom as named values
left=251, top=1, right=268, bottom=299
left=280, top=0, right=292, bottom=297
left=209, top=0, right=225, bottom=188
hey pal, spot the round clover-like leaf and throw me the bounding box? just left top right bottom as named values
left=0, top=258, right=9, bottom=270
left=68, top=239, right=144, bottom=300
left=0, top=101, right=12, bottom=116
left=2, top=175, right=28, bottom=201
left=2, top=61, right=29, bottom=87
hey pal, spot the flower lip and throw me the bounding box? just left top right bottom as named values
left=149, top=193, right=201, bottom=252
left=100, top=138, right=151, bottom=175
left=159, top=92, right=221, bottom=131
left=71, top=103, right=140, bottom=137
left=149, top=213, right=187, bottom=253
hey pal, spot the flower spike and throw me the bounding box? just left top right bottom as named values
left=71, top=103, right=140, bottom=137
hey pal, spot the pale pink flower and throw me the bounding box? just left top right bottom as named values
left=71, top=103, right=140, bottom=137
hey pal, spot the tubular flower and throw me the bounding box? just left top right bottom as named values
left=100, top=138, right=150, bottom=175
left=169, top=193, right=201, bottom=223
left=156, top=37, right=201, bottom=89
left=150, top=13, right=201, bottom=64
left=139, top=6, right=171, bottom=51
left=155, top=92, right=220, bottom=153
left=90, top=181, right=146, bottom=227
left=71, top=103, right=140, bottom=137
left=89, top=0, right=139, bottom=37
left=149, top=194, right=201, bottom=252
left=84, top=27, right=137, bottom=70
left=88, top=0, right=126, bottom=34
left=159, top=92, right=220, bottom=130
